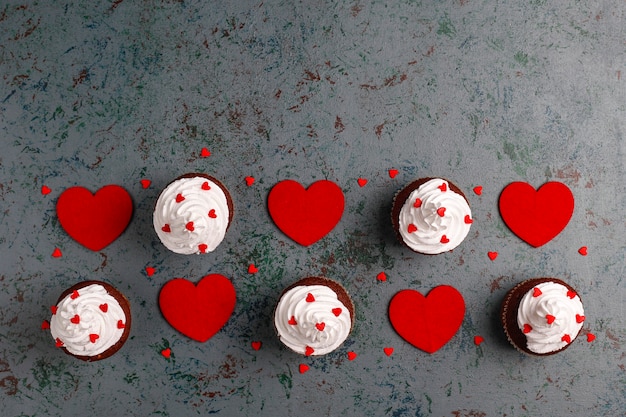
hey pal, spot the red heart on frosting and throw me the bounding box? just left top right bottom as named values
left=267, top=180, right=345, bottom=246
left=56, top=185, right=133, bottom=251
left=159, top=274, right=236, bottom=342
left=499, top=181, right=574, bottom=247
left=388, top=285, right=465, bottom=354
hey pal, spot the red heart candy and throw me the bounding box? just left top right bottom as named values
left=51, top=248, right=62, bottom=258
left=473, top=186, right=483, bottom=195
left=347, top=351, right=358, bottom=360
left=499, top=181, right=574, bottom=247
left=41, top=185, right=52, bottom=195
left=89, top=333, right=99, bottom=343
left=56, top=185, right=133, bottom=251
left=244, top=176, right=255, bottom=186
left=247, top=264, right=258, bottom=274
left=388, top=169, right=399, bottom=178
left=99, top=303, right=108, bottom=312
left=383, top=347, right=394, bottom=356
left=158, top=274, right=236, bottom=342
left=200, top=147, right=211, bottom=157
left=578, top=246, right=588, bottom=256
left=473, top=335, right=484, bottom=346
left=357, top=178, right=368, bottom=187
left=388, top=285, right=465, bottom=354
left=267, top=180, right=344, bottom=246
left=376, top=272, right=387, bottom=282
left=161, top=347, right=172, bottom=358
left=299, top=363, right=310, bottom=374
left=140, top=179, right=151, bottom=189
left=251, top=341, right=262, bottom=351
left=487, top=251, right=498, bottom=261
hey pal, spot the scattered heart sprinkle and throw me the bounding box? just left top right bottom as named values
left=347, top=351, right=357, bottom=361
left=488, top=251, right=498, bottom=261
left=473, top=335, right=484, bottom=346
left=388, top=169, right=399, bottom=178
left=140, top=179, right=151, bottom=189
left=41, top=185, right=52, bottom=195
left=51, top=248, right=62, bottom=258
left=473, top=186, right=483, bottom=195
left=299, top=363, right=310, bottom=374
left=245, top=176, right=255, bottom=186
left=376, top=272, right=387, bottom=282
left=161, top=347, right=172, bottom=358
left=251, top=341, right=262, bottom=351
left=383, top=347, right=394, bottom=356
left=200, top=147, right=211, bottom=157
left=145, top=266, right=156, bottom=277
left=248, top=264, right=258, bottom=274
left=587, top=333, right=596, bottom=343
left=578, top=246, right=588, bottom=256
left=357, top=178, right=368, bottom=187
left=41, top=320, right=50, bottom=330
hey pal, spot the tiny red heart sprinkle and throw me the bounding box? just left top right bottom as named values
left=201, top=181, right=211, bottom=190
left=561, top=334, right=571, bottom=344
left=388, top=169, right=399, bottom=178
left=70, top=290, right=79, bottom=299
left=376, top=272, right=387, bottom=282
left=413, top=198, right=422, bottom=208
left=41, top=320, right=50, bottom=330
left=464, top=214, right=473, bottom=224
left=438, top=183, right=447, bottom=192
left=546, top=314, right=556, bottom=324
left=576, top=314, right=585, bottom=323
left=587, top=333, right=596, bottom=343
left=245, top=176, right=255, bottom=186
left=89, top=333, right=99, bottom=343
left=332, top=308, right=342, bottom=316
left=347, top=351, right=358, bottom=361
left=288, top=316, right=297, bottom=325
left=473, top=335, right=484, bottom=346
left=440, top=235, right=450, bottom=244
left=55, top=338, right=64, bottom=348
left=407, top=224, right=418, bottom=233
left=315, top=322, right=326, bottom=331
left=198, top=243, right=208, bottom=253
left=437, top=207, right=446, bottom=217
left=208, top=209, right=217, bottom=218
left=248, top=264, right=258, bottom=274
left=299, top=364, right=310, bottom=374
left=566, top=290, right=577, bottom=299
left=185, top=221, right=194, bottom=231
left=488, top=251, right=498, bottom=261
left=51, top=248, right=62, bottom=258
left=99, top=303, right=108, bottom=312
left=161, top=347, right=172, bottom=358
left=306, top=293, right=315, bottom=302
left=304, top=346, right=314, bottom=356
left=175, top=193, right=185, bottom=203
left=251, top=341, right=262, bottom=351
left=532, top=287, right=542, bottom=297
left=50, top=305, right=58, bottom=314
left=523, top=323, right=532, bottom=334
left=140, top=179, right=151, bottom=189
left=41, top=185, right=52, bottom=195
left=70, top=314, right=80, bottom=324
left=200, top=147, right=211, bottom=157
left=161, top=224, right=171, bottom=233
left=117, top=320, right=125, bottom=329
left=473, top=186, right=483, bottom=195
left=578, top=246, right=588, bottom=256
left=145, top=267, right=156, bottom=277
left=357, top=178, right=368, bottom=187
left=383, top=347, right=394, bottom=356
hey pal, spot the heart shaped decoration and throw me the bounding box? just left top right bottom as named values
left=499, top=181, right=574, bottom=247
left=56, top=185, right=133, bottom=251
left=388, top=285, right=465, bottom=354
left=159, top=274, right=236, bottom=342
left=267, top=180, right=345, bottom=246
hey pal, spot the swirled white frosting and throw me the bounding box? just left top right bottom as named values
left=153, top=176, right=230, bottom=255
left=50, top=284, right=127, bottom=357
left=274, top=285, right=352, bottom=356
left=398, top=178, right=472, bottom=254
left=516, top=281, right=584, bottom=354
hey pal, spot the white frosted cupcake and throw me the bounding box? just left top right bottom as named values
left=49, top=280, right=131, bottom=361
left=274, top=277, right=354, bottom=356
left=153, top=173, right=234, bottom=254
left=391, top=177, right=472, bottom=254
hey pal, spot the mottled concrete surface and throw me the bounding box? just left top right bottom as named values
left=1, top=0, right=625, bottom=416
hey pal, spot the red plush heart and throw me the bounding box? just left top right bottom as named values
left=267, top=180, right=345, bottom=246
left=56, top=185, right=133, bottom=251
left=159, top=274, right=236, bottom=342
left=499, top=181, right=574, bottom=247
left=388, top=285, right=465, bottom=354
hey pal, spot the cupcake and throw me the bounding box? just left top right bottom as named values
left=273, top=277, right=354, bottom=356
left=501, top=278, right=585, bottom=356
left=391, top=177, right=472, bottom=254
left=49, top=280, right=131, bottom=361
left=153, top=173, right=234, bottom=255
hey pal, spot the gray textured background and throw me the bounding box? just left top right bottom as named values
left=1, top=0, right=625, bottom=416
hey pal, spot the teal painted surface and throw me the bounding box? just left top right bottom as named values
left=1, top=1, right=625, bottom=416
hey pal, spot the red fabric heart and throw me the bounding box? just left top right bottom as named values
left=158, top=274, right=236, bottom=343
left=388, top=285, right=465, bottom=354
left=56, top=185, right=133, bottom=251
left=499, top=181, right=574, bottom=247
left=267, top=180, right=344, bottom=246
